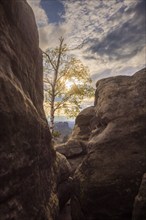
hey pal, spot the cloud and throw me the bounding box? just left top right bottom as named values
left=60, top=0, right=146, bottom=80
left=27, top=0, right=146, bottom=82
left=38, top=24, right=66, bottom=49
left=26, top=0, right=146, bottom=117
left=88, top=0, right=145, bottom=61
left=27, top=0, right=48, bottom=27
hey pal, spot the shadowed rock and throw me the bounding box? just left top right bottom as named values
left=72, top=106, right=96, bottom=141
left=56, top=139, right=87, bottom=173
left=0, top=1, right=58, bottom=219
left=56, top=152, right=73, bottom=210
left=132, top=173, right=146, bottom=220
left=71, top=68, right=146, bottom=220
left=56, top=107, right=95, bottom=172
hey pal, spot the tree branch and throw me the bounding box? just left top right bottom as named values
left=54, top=37, right=64, bottom=85
left=54, top=94, right=70, bottom=111
left=44, top=88, right=53, bottom=97
left=43, top=77, right=53, bottom=87
left=42, top=51, right=56, bottom=71
left=67, top=38, right=87, bottom=51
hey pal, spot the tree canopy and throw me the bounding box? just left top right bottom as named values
left=43, top=37, right=94, bottom=132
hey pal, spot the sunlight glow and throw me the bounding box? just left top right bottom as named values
left=65, top=78, right=83, bottom=89
left=65, top=80, right=74, bottom=89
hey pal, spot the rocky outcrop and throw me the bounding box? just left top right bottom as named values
left=0, top=1, right=58, bottom=220
left=55, top=152, right=73, bottom=210
left=71, top=68, right=146, bottom=220
left=56, top=140, right=87, bottom=172
left=56, top=106, right=95, bottom=172
left=71, top=106, right=95, bottom=141
left=132, top=173, right=146, bottom=220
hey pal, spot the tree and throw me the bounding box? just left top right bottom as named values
left=43, top=37, right=94, bottom=133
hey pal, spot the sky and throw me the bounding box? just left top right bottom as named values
left=27, top=0, right=146, bottom=116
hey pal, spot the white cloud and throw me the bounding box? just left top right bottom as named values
left=59, top=0, right=145, bottom=81
left=27, top=0, right=48, bottom=27
left=27, top=0, right=145, bottom=85
left=38, top=22, right=70, bottom=50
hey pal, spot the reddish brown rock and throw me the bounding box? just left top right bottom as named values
left=0, top=1, right=58, bottom=220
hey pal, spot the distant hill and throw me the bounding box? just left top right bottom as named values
left=54, top=121, right=73, bottom=143
left=67, top=121, right=75, bottom=129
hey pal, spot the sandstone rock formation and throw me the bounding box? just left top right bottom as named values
left=55, top=152, right=73, bottom=210
left=56, top=106, right=95, bottom=172
left=56, top=139, right=87, bottom=172
left=0, top=1, right=58, bottom=219
left=71, top=106, right=96, bottom=141
left=132, top=173, right=146, bottom=220
left=71, top=68, right=146, bottom=220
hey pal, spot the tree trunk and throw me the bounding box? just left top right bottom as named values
left=49, top=38, right=64, bottom=134
left=50, top=96, right=55, bottom=133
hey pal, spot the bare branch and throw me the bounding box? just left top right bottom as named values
left=44, top=89, right=53, bottom=97
left=54, top=94, right=70, bottom=111
left=42, top=51, right=56, bottom=71
left=54, top=86, right=66, bottom=97
left=43, top=77, right=53, bottom=87
left=54, top=38, right=64, bottom=84
left=56, top=71, right=66, bottom=83
left=56, top=65, right=71, bottom=83
left=67, top=39, right=87, bottom=51
left=43, top=101, right=51, bottom=107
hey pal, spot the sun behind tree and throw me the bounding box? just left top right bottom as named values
left=43, top=37, right=94, bottom=133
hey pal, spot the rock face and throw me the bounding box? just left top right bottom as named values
left=0, top=1, right=58, bottom=220
left=132, top=173, right=146, bottom=220
left=71, top=68, right=146, bottom=220
left=55, top=152, right=73, bottom=210
left=72, top=106, right=95, bottom=141
left=56, top=106, right=95, bottom=172
left=56, top=139, right=87, bottom=172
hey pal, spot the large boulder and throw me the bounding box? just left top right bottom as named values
left=56, top=106, right=95, bottom=172
left=56, top=140, right=87, bottom=159
left=0, top=1, right=58, bottom=219
left=72, top=106, right=95, bottom=141
left=56, top=139, right=87, bottom=172
left=71, top=68, right=146, bottom=220
left=56, top=152, right=73, bottom=210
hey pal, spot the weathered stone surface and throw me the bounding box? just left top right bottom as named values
left=56, top=139, right=87, bottom=172
left=72, top=106, right=95, bottom=141
left=56, top=152, right=72, bottom=184
left=0, top=1, right=58, bottom=220
left=71, top=68, right=146, bottom=220
left=56, top=140, right=87, bottom=159
left=56, top=107, right=95, bottom=172
left=58, top=203, right=72, bottom=220
left=55, top=153, right=73, bottom=211
left=132, top=173, right=146, bottom=220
